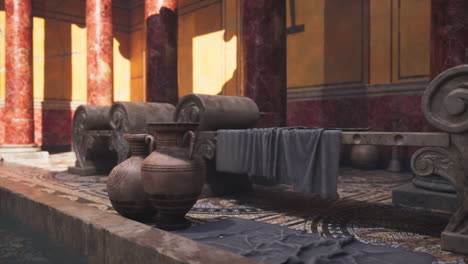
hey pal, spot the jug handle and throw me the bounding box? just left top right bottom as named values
left=183, top=131, right=196, bottom=160
left=145, top=134, right=156, bottom=153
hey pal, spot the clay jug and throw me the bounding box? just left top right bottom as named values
left=107, top=134, right=156, bottom=220
left=141, top=122, right=206, bottom=230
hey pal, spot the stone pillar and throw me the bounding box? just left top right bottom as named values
left=86, top=0, right=113, bottom=106
left=392, top=0, right=467, bottom=212
left=4, top=0, right=34, bottom=145
left=430, top=0, right=468, bottom=78
left=241, top=0, right=287, bottom=127
left=145, top=0, right=178, bottom=105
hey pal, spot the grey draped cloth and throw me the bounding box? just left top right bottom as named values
left=175, top=218, right=434, bottom=264
left=216, top=128, right=341, bottom=199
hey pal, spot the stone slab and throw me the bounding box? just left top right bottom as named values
left=341, top=132, right=450, bottom=147
left=0, top=145, right=49, bottom=161
left=0, top=145, right=41, bottom=153
left=392, top=182, right=457, bottom=212
left=0, top=151, right=49, bottom=161
left=0, top=175, right=259, bottom=264
left=67, top=166, right=109, bottom=176
left=441, top=231, right=468, bottom=255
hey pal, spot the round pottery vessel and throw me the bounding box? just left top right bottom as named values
left=141, top=122, right=206, bottom=230
left=107, top=134, right=156, bottom=220
left=350, top=145, right=380, bottom=170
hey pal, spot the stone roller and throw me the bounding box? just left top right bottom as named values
left=174, top=94, right=260, bottom=131
left=174, top=94, right=260, bottom=197
left=109, top=102, right=176, bottom=163
left=72, top=105, right=111, bottom=171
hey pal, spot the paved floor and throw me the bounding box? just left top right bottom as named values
left=0, top=153, right=466, bottom=264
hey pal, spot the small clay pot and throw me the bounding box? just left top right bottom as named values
left=141, top=122, right=206, bottom=231
left=350, top=145, right=380, bottom=170
left=107, top=134, right=156, bottom=220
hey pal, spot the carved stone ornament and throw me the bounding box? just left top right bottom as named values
left=109, top=102, right=175, bottom=163
left=417, top=64, right=468, bottom=254
left=69, top=105, right=116, bottom=175
left=422, top=65, right=468, bottom=133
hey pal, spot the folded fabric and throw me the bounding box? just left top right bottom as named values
left=216, top=128, right=341, bottom=199
left=175, top=218, right=434, bottom=264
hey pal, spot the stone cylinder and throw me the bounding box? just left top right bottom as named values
left=86, top=0, right=113, bottom=106
left=145, top=0, right=178, bottom=105
left=241, top=0, right=287, bottom=127
left=4, top=0, right=34, bottom=145
left=109, top=102, right=176, bottom=163
left=174, top=94, right=260, bottom=131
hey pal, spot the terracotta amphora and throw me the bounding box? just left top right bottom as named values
left=107, top=134, right=156, bottom=220
left=141, top=122, right=206, bottom=230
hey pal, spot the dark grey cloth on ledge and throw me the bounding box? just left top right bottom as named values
left=216, top=128, right=341, bottom=199
left=175, top=218, right=434, bottom=264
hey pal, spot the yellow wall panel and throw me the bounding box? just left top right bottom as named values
left=369, top=0, right=392, bottom=84
left=113, top=31, right=131, bottom=101
left=43, top=20, right=73, bottom=100
left=190, top=3, right=223, bottom=95
left=193, top=30, right=224, bottom=95
left=395, top=0, right=430, bottom=81
left=223, top=0, right=240, bottom=96
left=130, top=28, right=145, bottom=102
left=129, top=5, right=145, bottom=102
left=33, top=17, right=45, bottom=100
left=130, top=5, right=144, bottom=28
left=287, top=0, right=325, bottom=89
left=70, top=24, right=87, bottom=101
left=178, top=9, right=194, bottom=97
left=324, top=0, right=365, bottom=85
left=178, top=0, right=240, bottom=98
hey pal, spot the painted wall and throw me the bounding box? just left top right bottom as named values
left=287, top=0, right=431, bottom=131
left=0, top=0, right=432, bottom=151
left=0, top=0, right=132, bottom=147
left=286, top=0, right=432, bottom=166
left=129, top=0, right=241, bottom=99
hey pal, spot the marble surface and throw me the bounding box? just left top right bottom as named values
left=287, top=94, right=437, bottom=132
left=0, top=108, right=73, bottom=146
left=4, top=0, right=34, bottom=145
left=431, top=0, right=468, bottom=78
left=242, top=0, right=287, bottom=127
left=145, top=0, right=178, bottom=104
left=287, top=94, right=439, bottom=161
left=40, top=109, right=73, bottom=146
left=1, top=153, right=467, bottom=263
left=86, top=0, right=113, bottom=106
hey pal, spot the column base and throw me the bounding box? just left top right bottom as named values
left=0, top=145, right=49, bottom=162
left=392, top=182, right=457, bottom=212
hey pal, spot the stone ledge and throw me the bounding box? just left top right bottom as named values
left=0, top=176, right=258, bottom=264
left=392, top=182, right=457, bottom=212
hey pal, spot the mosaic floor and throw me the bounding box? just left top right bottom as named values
left=0, top=153, right=467, bottom=264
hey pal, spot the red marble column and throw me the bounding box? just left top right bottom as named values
left=4, top=0, right=34, bottom=145
left=242, top=0, right=287, bottom=127
left=431, top=0, right=468, bottom=78
left=86, top=0, right=113, bottom=106
left=145, top=0, right=178, bottom=104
